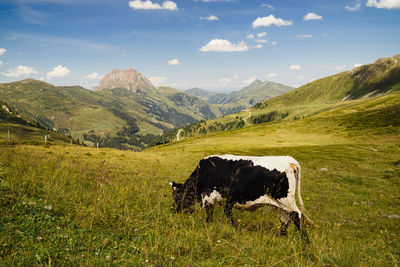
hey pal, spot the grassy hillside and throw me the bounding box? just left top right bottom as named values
left=0, top=79, right=233, bottom=150
left=1, top=91, right=399, bottom=265
left=167, top=55, right=400, bottom=141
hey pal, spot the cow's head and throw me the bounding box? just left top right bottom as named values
left=169, top=181, right=193, bottom=213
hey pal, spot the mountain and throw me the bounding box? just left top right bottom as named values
left=186, top=80, right=293, bottom=107
left=156, top=54, right=400, bottom=143
left=96, top=67, right=154, bottom=93
left=252, top=54, right=400, bottom=119
left=0, top=68, right=253, bottom=150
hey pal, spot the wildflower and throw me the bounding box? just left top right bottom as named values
left=44, top=205, right=52, bottom=211
left=145, top=259, right=149, bottom=263
left=217, top=240, right=221, bottom=243
left=170, top=256, right=175, bottom=260
left=237, top=219, right=241, bottom=222
left=106, top=255, right=111, bottom=261
left=37, top=236, right=43, bottom=241
left=306, top=197, right=310, bottom=200
left=29, top=201, right=37, bottom=206
left=56, top=227, right=61, bottom=230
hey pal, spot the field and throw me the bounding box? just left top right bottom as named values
left=1, top=93, right=399, bottom=265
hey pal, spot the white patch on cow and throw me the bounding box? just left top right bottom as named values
left=201, top=190, right=224, bottom=207
left=206, top=154, right=299, bottom=173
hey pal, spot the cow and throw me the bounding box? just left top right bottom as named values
left=170, top=155, right=315, bottom=240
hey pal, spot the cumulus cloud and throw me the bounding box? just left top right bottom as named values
left=289, top=65, right=301, bottom=70
left=303, top=12, right=323, bottom=21
left=85, top=72, right=100, bottom=80
left=252, top=15, right=293, bottom=28
left=345, top=3, right=361, bottom=11
left=200, top=15, right=219, bottom=21
left=257, top=32, right=267, bottom=38
left=271, top=41, right=277, bottom=45
left=366, top=0, right=400, bottom=9
left=0, top=48, right=7, bottom=56
left=46, top=65, right=70, bottom=79
left=354, top=63, right=362, bottom=68
left=168, top=59, right=180, bottom=65
left=149, top=76, right=167, bottom=86
left=199, top=39, right=249, bottom=52
left=297, top=75, right=304, bottom=80
left=2, top=65, right=37, bottom=77
left=246, top=34, right=255, bottom=40
left=254, top=44, right=263, bottom=49
left=266, top=72, right=278, bottom=78
left=244, top=76, right=256, bottom=85
left=128, top=0, right=178, bottom=10
left=0, top=61, right=2, bottom=66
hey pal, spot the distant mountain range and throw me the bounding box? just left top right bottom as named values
left=0, top=67, right=292, bottom=149
left=186, top=80, right=293, bottom=106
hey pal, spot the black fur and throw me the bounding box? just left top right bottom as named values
left=173, top=156, right=289, bottom=212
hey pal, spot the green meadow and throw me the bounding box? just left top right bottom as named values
left=1, top=92, right=399, bottom=266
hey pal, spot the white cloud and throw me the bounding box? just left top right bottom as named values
left=149, top=76, right=167, bottom=86
left=254, top=39, right=267, bottom=43
left=345, top=3, right=361, bottom=11
left=200, top=15, right=219, bottom=21
left=0, top=61, right=2, bottom=66
left=257, top=32, right=267, bottom=38
left=246, top=34, right=255, bottom=40
left=266, top=72, right=278, bottom=78
left=271, top=41, right=277, bottom=45
left=252, top=15, right=293, bottom=28
left=199, top=39, right=249, bottom=52
left=261, top=3, right=274, bottom=9
left=366, top=0, right=400, bottom=9
left=244, top=76, right=256, bottom=85
left=354, top=63, right=362, bottom=68
left=297, top=34, right=313, bottom=38
left=289, top=64, right=301, bottom=70
left=303, top=12, right=323, bottom=21
left=85, top=72, right=100, bottom=80
left=297, top=75, right=304, bottom=80
left=254, top=44, right=263, bottom=49
left=2, top=65, right=37, bottom=77
left=0, top=48, right=7, bottom=56
left=128, top=0, right=178, bottom=10
left=219, top=78, right=231, bottom=86
left=168, top=58, right=180, bottom=65
left=46, top=65, right=70, bottom=79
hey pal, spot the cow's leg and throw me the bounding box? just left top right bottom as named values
left=280, top=211, right=290, bottom=236
left=290, top=211, right=310, bottom=243
left=224, top=201, right=235, bottom=225
left=205, top=204, right=214, bottom=222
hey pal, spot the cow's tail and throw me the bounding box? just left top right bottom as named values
left=291, top=163, right=318, bottom=228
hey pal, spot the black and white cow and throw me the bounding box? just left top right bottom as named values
left=170, top=155, right=314, bottom=239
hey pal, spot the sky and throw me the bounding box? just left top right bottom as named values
left=0, top=0, right=399, bottom=91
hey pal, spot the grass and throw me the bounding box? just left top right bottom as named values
left=1, top=90, right=400, bottom=266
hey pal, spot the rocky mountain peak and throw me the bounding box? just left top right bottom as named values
left=96, top=67, right=155, bottom=93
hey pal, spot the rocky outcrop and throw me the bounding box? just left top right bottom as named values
left=96, top=67, right=155, bottom=93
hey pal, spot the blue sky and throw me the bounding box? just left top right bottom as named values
left=0, top=0, right=399, bottom=91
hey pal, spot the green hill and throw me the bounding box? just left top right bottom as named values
left=169, top=54, right=400, bottom=141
